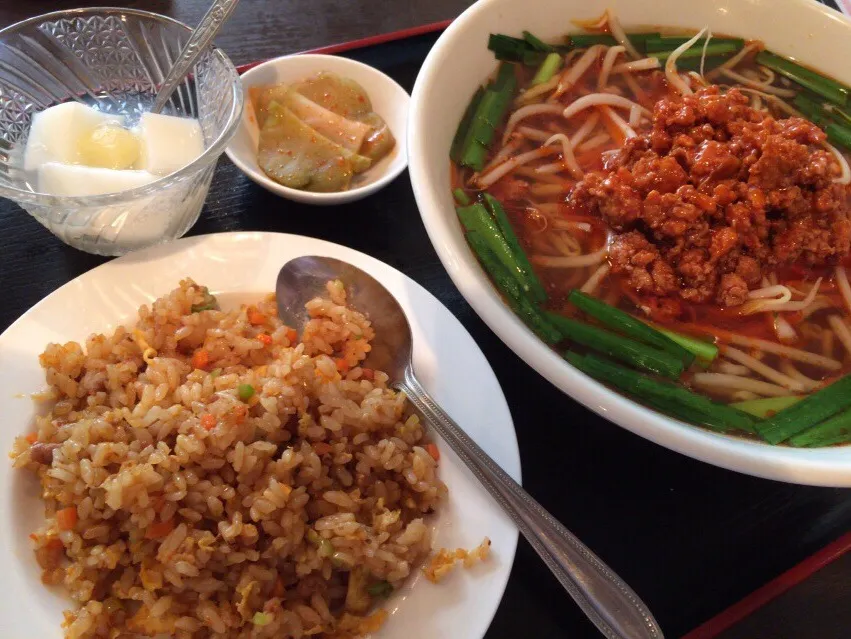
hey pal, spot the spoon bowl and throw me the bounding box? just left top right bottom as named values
left=275, top=255, right=413, bottom=375
left=276, top=255, right=664, bottom=639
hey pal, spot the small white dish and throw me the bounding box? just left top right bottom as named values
left=0, top=231, right=519, bottom=638
left=226, top=54, right=409, bottom=205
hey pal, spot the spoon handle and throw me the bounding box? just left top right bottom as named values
left=397, top=371, right=664, bottom=639
left=151, top=0, right=241, bottom=114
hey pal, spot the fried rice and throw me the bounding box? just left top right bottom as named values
left=11, top=278, right=448, bottom=639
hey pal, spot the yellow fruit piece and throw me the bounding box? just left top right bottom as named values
left=78, top=123, right=140, bottom=169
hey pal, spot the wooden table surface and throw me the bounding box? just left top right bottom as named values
left=0, top=0, right=471, bottom=64
left=1, top=2, right=851, bottom=638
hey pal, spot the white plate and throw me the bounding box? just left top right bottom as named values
left=0, top=232, right=520, bottom=638
left=409, top=0, right=851, bottom=486
left=226, top=54, right=410, bottom=205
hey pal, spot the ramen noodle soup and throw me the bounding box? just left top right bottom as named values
left=450, top=11, right=851, bottom=447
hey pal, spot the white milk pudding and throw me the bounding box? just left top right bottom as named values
left=23, top=102, right=204, bottom=197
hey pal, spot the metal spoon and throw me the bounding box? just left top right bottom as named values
left=151, top=0, right=240, bottom=114
left=276, top=255, right=664, bottom=639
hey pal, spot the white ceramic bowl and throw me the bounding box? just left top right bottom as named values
left=226, top=54, right=409, bottom=205
left=409, top=0, right=851, bottom=486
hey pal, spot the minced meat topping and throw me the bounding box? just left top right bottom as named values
left=571, top=86, right=851, bottom=307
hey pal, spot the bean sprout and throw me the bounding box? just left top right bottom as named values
left=665, top=28, right=707, bottom=95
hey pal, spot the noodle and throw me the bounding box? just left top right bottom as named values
left=524, top=207, right=549, bottom=233
left=531, top=244, right=608, bottom=268
left=836, top=266, right=851, bottom=314
left=517, top=126, right=554, bottom=142
left=580, top=263, right=610, bottom=294
left=576, top=133, right=611, bottom=152
left=601, top=85, right=626, bottom=97
left=823, top=329, right=836, bottom=358
left=721, top=346, right=806, bottom=391
left=513, top=167, right=564, bottom=184
left=529, top=183, right=571, bottom=197
left=779, top=361, right=822, bottom=391
left=535, top=162, right=567, bottom=174
left=720, top=332, right=843, bottom=370
left=691, top=373, right=791, bottom=397
left=731, top=391, right=760, bottom=402
left=716, top=361, right=751, bottom=376
left=774, top=314, right=797, bottom=342
left=756, top=66, right=776, bottom=84
left=551, top=231, right=582, bottom=256
left=569, top=111, right=601, bottom=147
left=828, top=314, right=851, bottom=356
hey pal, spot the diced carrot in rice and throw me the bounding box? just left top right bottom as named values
left=25, top=432, right=38, bottom=444
left=248, top=308, right=267, bottom=326
left=257, top=333, right=273, bottom=346
left=336, top=609, right=388, bottom=634
left=425, top=443, right=440, bottom=462
left=45, top=537, right=64, bottom=552
left=423, top=537, right=491, bottom=583
left=127, top=605, right=178, bottom=635
left=286, top=328, right=298, bottom=343
left=359, top=609, right=388, bottom=633
left=56, top=507, right=77, bottom=531
left=191, top=349, right=210, bottom=370
left=144, top=519, right=175, bottom=540
left=36, top=537, right=65, bottom=571
left=200, top=414, right=216, bottom=430
left=273, top=578, right=285, bottom=598
left=313, top=442, right=333, bottom=455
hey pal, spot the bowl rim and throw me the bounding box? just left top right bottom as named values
left=0, top=6, right=244, bottom=207
left=224, top=53, right=410, bottom=204
left=408, top=0, right=851, bottom=486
